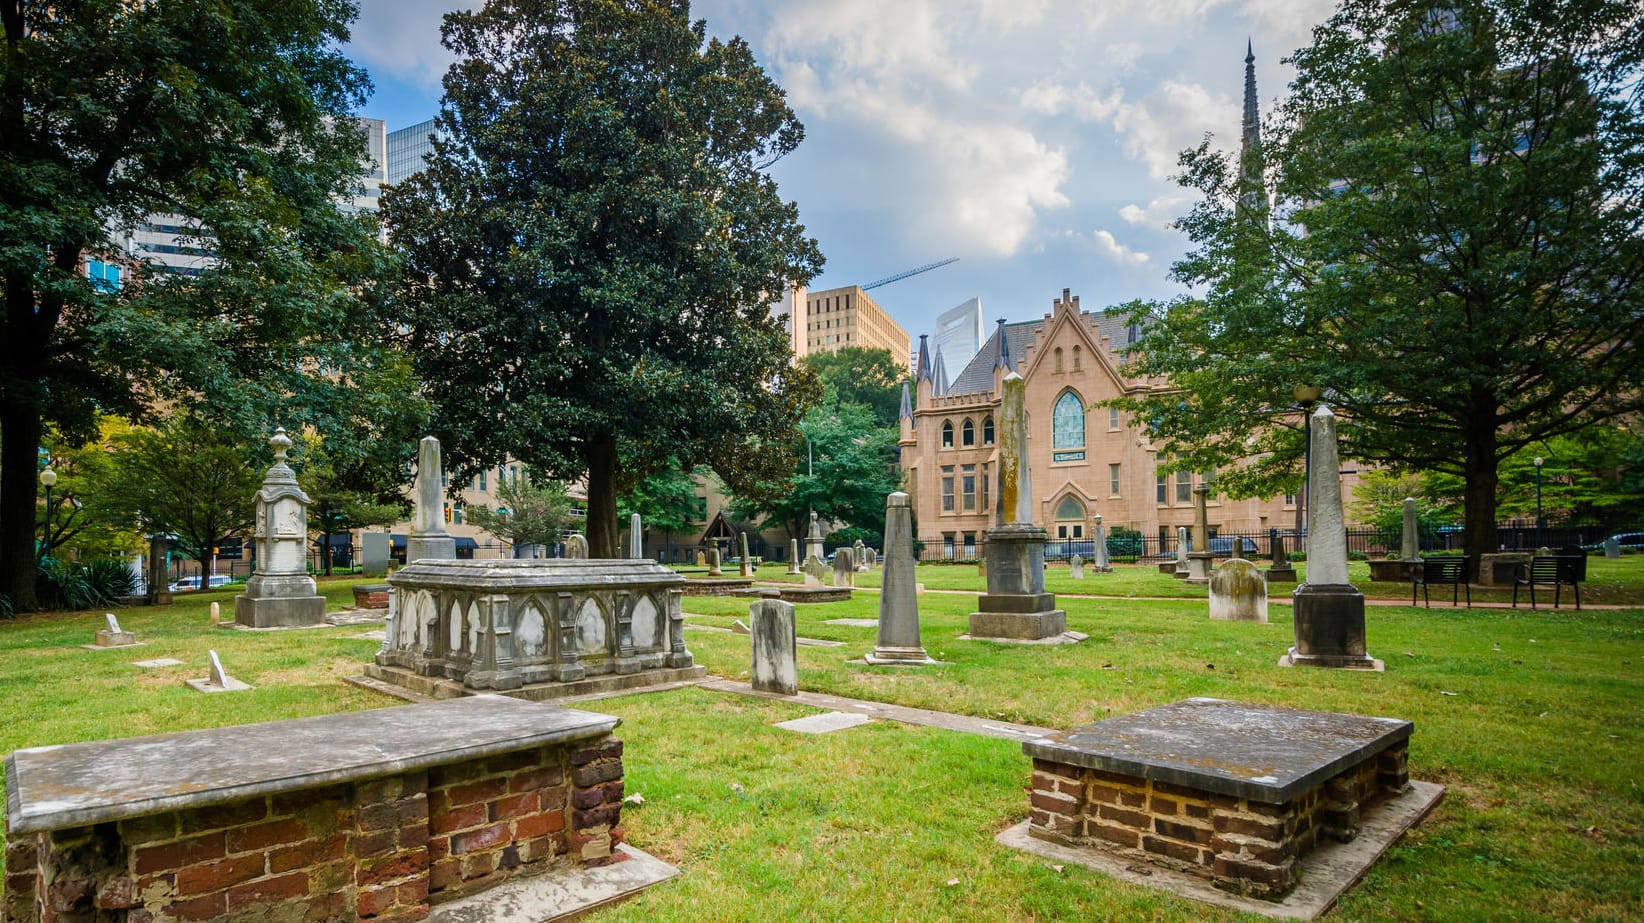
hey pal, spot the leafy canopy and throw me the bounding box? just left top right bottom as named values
left=382, top=0, right=824, bottom=557
left=1114, top=0, right=1644, bottom=569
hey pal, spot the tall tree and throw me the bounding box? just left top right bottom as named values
left=383, top=0, right=823, bottom=557
left=1116, top=0, right=1644, bottom=575
left=802, top=347, right=905, bottom=427
left=296, top=434, right=412, bottom=577
left=0, top=0, right=394, bottom=609
left=731, top=401, right=902, bottom=541
left=618, top=459, right=704, bottom=558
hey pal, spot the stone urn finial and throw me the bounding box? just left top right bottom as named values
left=270, top=426, right=291, bottom=462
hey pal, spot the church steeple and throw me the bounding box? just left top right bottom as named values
left=1237, top=39, right=1268, bottom=223
left=915, top=334, right=932, bottom=384
left=931, top=346, right=949, bottom=397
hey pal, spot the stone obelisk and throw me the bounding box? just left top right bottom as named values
left=1174, top=526, right=1190, bottom=579
left=1186, top=485, right=1213, bottom=584
left=867, top=492, right=936, bottom=664
left=406, top=436, right=456, bottom=563
left=967, top=372, right=1066, bottom=640
left=1092, top=514, right=1112, bottom=573
left=1400, top=498, right=1420, bottom=562
left=1282, top=405, right=1383, bottom=671
left=235, top=428, right=327, bottom=627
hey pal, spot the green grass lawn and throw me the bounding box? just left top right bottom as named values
left=1, top=566, right=1640, bottom=922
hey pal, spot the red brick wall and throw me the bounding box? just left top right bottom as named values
left=2, top=735, right=624, bottom=923
left=1027, top=742, right=1409, bottom=900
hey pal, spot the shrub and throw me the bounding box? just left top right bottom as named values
left=35, top=558, right=137, bottom=612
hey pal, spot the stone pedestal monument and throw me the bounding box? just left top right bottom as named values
left=1173, top=526, right=1190, bottom=579
left=235, top=428, right=327, bottom=628
left=1282, top=405, right=1383, bottom=671
left=788, top=539, right=801, bottom=575
left=1186, top=485, right=1213, bottom=585
left=968, top=373, right=1066, bottom=640
left=868, top=492, right=936, bottom=664
left=804, top=511, right=825, bottom=564
left=407, top=436, right=456, bottom=563
left=1267, top=530, right=1297, bottom=583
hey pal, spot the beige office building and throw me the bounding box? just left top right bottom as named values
left=803, top=285, right=911, bottom=369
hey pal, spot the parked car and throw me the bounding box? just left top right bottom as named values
left=1208, top=537, right=1259, bottom=557
left=168, top=575, right=233, bottom=592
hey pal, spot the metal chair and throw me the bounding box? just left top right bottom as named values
left=1412, top=556, right=1470, bottom=608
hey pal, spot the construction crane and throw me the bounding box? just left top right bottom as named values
left=862, top=257, right=958, bottom=291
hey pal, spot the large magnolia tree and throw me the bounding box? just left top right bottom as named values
left=383, top=0, right=823, bottom=557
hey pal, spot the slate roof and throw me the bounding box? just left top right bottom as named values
left=945, top=310, right=1134, bottom=397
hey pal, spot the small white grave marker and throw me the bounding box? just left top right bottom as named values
left=209, top=602, right=221, bottom=623
left=88, top=612, right=140, bottom=649
left=776, top=712, right=873, bottom=735
left=186, top=649, right=251, bottom=693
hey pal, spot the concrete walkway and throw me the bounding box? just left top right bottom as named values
left=697, top=677, right=1054, bottom=742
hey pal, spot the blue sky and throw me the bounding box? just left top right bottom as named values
left=343, top=0, right=1336, bottom=344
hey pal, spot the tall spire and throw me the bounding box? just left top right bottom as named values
left=915, top=334, right=932, bottom=383
left=931, top=346, right=949, bottom=397
left=994, top=318, right=1011, bottom=371
left=899, top=380, right=913, bottom=421
left=1238, top=39, right=1267, bottom=221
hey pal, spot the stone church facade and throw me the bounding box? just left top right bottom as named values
left=899, top=289, right=1303, bottom=559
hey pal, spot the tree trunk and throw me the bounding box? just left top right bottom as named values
left=1461, top=419, right=1500, bottom=582
left=584, top=434, right=620, bottom=558
left=321, top=530, right=334, bottom=577
left=0, top=402, right=43, bottom=611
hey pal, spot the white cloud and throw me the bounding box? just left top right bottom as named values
left=1019, top=81, right=1123, bottom=122
left=1090, top=229, right=1150, bottom=265
left=1028, top=77, right=1237, bottom=181
left=349, top=0, right=476, bottom=87
left=1118, top=194, right=1189, bottom=231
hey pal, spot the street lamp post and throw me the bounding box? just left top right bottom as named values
left=1292, top=385, right=1322, bottom=541
left=38, top=464, right=57, bottom=561
left=1533, top=456, right=1544, bottom=549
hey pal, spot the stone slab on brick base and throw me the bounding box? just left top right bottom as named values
left=1020, top=698, right=1424, bottom=902
left=998, top=779, right=1444, bottom=920
left=429, top=843, right=678, bottom=923
left=3, top=697, right=637, bottom=923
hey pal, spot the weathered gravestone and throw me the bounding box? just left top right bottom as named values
left=739, top=532, right=753, bottom=577
left=186, top=650, right=251, bottom=693
left=629, top=513, right=644, bottom=559
left=92, top=612, right=138, bottom=648
left=564, top=533, right=589, bottom=559
left=1209, top=558, right=1268, bottom=622
left=804, top=511, right=826, bottom=563
left=234, top=428, right=327, bottom=628
left=749, top=598, right=798, bottom=695
left=788, top=539, right=801, bottom=574
left=361, top=531, right=391, bottom=577
left=1605, top=536, right=1621, bottom=558
left=1092, top=515, right=1112, bottom=573
left=407, top=436, right=457, bottom=563
left=1282, top=405, right=1383, bottom=671
left=1068, top=554, right=1085, bottom=579
left=833, top=547, right=855, bottom=588
left=802, top=553, right=830, bottom=588
left=1174, top=526, right=1190, bottom=579
left=707, top=548, right=722, bottom=576
left=853, top=539, right=868, bottom=572
left=866, top=492, right=935, bottom=665
left=1267, top=529, right=1298, bottom=583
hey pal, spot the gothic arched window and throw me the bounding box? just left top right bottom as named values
left=961, top=419, right=975, bottom=446
left=941, top=420, right=954, bottom=448
left=1053, top=391, right=1086, bottom=450
left=982, top=416, right=995, bottom=445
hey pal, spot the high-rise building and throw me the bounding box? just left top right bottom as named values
left=932, top=297, right=983, bottom=373
left=387, top=118, right=440, bottom=185
left=767, top=282, right=809, bottom=361
left=802, top=284, right=911, bottom=368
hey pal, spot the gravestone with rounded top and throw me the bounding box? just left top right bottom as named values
left=1209, top=558, right=1268, bottom=622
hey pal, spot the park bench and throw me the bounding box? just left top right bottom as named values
left=1412, top=555, right=1471, bottom=608
left=1512, top=555, right=1583, bottom=610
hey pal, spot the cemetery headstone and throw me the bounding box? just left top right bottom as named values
left=234, top=427, right=327, bottom=628
left=209, top=602, right=221, bottom=624
left=749, top=598, right=798, bottom=695
left=93, top=613, right=137, bottom=648
left=1267, top=530, right=1298, bottom=583
left=804, top=510, right=826, bottom=563
left=186, top=650, right=251, bottom=693
left=361, top=531, right=391, bottom=576
left=707, top=548, right=723, bottom=576
left=1093, top=515, right=1112, bottom=573
left=145, top=533, right=172, bottom=605
left=739, top=532, right=753, bottom=578
left=802, top=553, right=830, bottom=588
left=1209, top=558, right=1269, bottom=622
left=406, top=436, right=457, bottom=563
left=1068, top=554, right=1085, bottom=579
left=853, top=539, right=868, bottom=572
left=1283, top=405, right=1382, bottom=670
left=1400, top=497, right=1421, bottom=562
left=1605, top=536, right=1621, bottom=559
left=564, top=534, right=589, bottom=559
left=867, top=492, right=935, bottom=664
left=1174, top=526, right=1190, bottom=579
left=968, top=372, right=1066, bottom=640
left=630, top=513, right=644, bottom=559
left=1186, top=485, right=1213, bottom=584
left=833, top=547, right=855, bottom=588
left=787, top=539, right=801, bottom=575
left=696, top=550, right=706, bottom=566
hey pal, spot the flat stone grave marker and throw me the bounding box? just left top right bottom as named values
left=131, top=658, right=185, bottom=669
left=775, top=711, right=873, bottom=734
left=823, top=618, right=879, bottom=627
left=186, top=650, right=252, bottom=693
